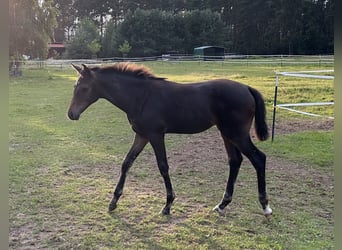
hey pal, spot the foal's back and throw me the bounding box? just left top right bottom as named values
left=142, top=79, right=256, bottom=134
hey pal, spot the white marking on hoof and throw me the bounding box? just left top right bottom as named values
left=263, top=205, right=273, bottom=217
left=213, top=205, right=224, bottom=215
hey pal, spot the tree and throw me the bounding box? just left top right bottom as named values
left=87, top=39, right=101, bottom=58
left=116, top=8, right=225, bottom=56
left=100, top=20, right=120, bottom=57
left=53, top=0, right=336, bottom=56
left=53, top=0, right=77, bottom=41
left=64, top=18, right=100, bottom=58
left=9, top=0, right=58, bottom=59
left=299, top=0, right=334, bottom=54
left=323, top=0, right=334, bottom=53
left=73, top=0, right=112, bottom=36
left=118, top=40, right=132, bottom=57
left=182, top=9, right=225, bottom=52
left=118, top=9, right=172, bottom=56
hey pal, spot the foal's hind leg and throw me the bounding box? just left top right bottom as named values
left=214, top=137, right=243, bottom=215
left=109, top=133, right=148, bottom=212
left=237, top=137, right=272, bottom=217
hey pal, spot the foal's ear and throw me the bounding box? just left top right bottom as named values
left=81, top=64, right=91, bottom=76
left=71, top=63, right=82, bottom=74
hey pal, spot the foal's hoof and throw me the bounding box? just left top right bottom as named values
left=263, top=205, right=273, bottom=219
left=108, top=202, right=117, bottom=212
left=161, top=207, right=171, bottom=216
left=213, top=205, right=224, bottom=216
left=264, top=213, right=272, bottom=220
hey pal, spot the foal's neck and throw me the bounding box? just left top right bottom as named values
left=99, top=74, right=150, bottom=115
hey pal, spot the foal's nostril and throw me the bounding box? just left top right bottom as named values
left=68, top=110, right=74, bottom=120
left=68, top=110, right=79, bottom=120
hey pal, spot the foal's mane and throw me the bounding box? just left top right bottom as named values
left=92, top=62, right=162, bottom=80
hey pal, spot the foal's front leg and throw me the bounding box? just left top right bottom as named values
left=149, top=134, right=175, bottom=215
left=108, top=133, right=148, bottom=212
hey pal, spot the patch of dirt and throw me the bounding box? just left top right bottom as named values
left=272, top=117, right=334, bottom=135
left=159, top=117, right=334, bottom=173
left=9, top=222, right=38, bottom=250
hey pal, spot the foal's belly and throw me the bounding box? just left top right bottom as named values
left=164, top=116, right=214, bottom=134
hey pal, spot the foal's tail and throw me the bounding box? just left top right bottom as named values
left=248, top=86, right=269, bottom=141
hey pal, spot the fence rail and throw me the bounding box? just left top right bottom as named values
left=10, top=54, right=334, bottom=72
left=271, top=69, right=334, bottom=141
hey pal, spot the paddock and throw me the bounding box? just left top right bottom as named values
left=9, top=60, right=334, bottom=249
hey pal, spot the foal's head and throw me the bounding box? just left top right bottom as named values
left=67, top=64, right=99, bottom=120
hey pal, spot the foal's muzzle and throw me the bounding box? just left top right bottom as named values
left=68, top=110, right=80, bottom=120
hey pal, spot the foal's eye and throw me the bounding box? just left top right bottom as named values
left=77, top=86, right=89, bottom=95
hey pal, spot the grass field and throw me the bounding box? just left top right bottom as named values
left=9, top=61, right=334, bottom=249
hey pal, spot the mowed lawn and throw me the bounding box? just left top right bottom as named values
left=9, top=61, right=334, bottom=249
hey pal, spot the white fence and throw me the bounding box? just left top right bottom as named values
left=271, top=70, right=334, bottom=141
left=12, top=54, right=334, bottom=70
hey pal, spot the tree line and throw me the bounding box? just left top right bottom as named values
left=10, top=0, right=334, bottom=60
